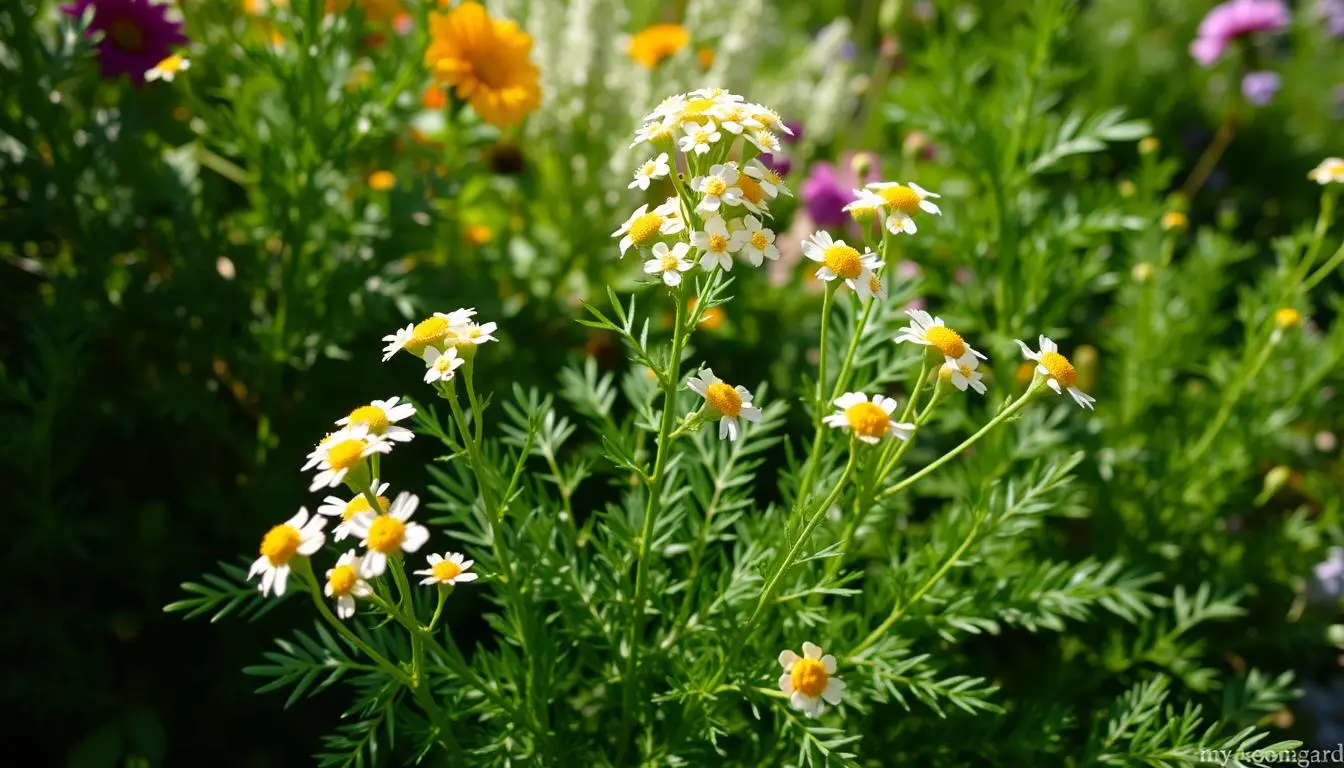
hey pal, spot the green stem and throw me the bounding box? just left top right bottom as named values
left=295, top=559, right=413, bottom=686
left=1186, top=334, right=1278, bottom=464
left=1304, top=243, right=1344, bottom=292
left=795, top=284, right=840, bottom=507
left=619, top=283, right=689, bottom=754
left=849, top=512, right=981, bottom=658
left=831, top=297, right=876, bottom=400
left=876, top=382, right=1039, bottom=502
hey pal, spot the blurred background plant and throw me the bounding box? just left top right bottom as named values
left=1, top=0, right=1342, bottom=764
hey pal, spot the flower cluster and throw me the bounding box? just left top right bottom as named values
left=63, top=0, right=188, bottom=85
left=1189, top=0, right=1289, bottom=67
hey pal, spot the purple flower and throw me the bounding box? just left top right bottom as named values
left=1321, top=0, right=1344, bottom=37
left=1189, top=0, right=1290, bottom=67
left=759, top=153, right=792, bottom=178
left=800, top=154, right=881, bottom=229
left=63, top=0, right=187, bottom=85
left=1241, top=70, right=1282, bottom=104
left=1311, top=547, right=1344, bottom=604
left=782, top=121, right=804, bottom=145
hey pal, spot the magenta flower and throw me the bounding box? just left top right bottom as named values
left=63, top=0, right=187, bottom=85
left=1189, top=0, right=1290, bottom=67
left=800, top=154, right=881, bottom=230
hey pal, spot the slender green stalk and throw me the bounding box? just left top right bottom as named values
left=876, top=381, right=1041, bottom=502
left=849, top=513, right=982, bottom=658
left=1304, top=243, right=1344, bottom=292
left=1186, top=334, right=1278, bottom=464
left=794, top=284, right=840, bottom=507
left=831, top=297, right=877, bottom=400
left=295, top=559, right=413, bottom=687
left=619, top=284, right=690, bottom=753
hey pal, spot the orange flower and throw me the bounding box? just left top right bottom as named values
left=424, top=2, right=541, bottom=129
left=368, top=171, right=396, bottom=190
left=628, top=23, right=689, bottom=69
left=696, top=47, right=715, bottom=70
left=465, top=224, right=494, bottom=245
left=422, top=85, right=447, bottom=110
left=327, top=0, right=405, bottom=25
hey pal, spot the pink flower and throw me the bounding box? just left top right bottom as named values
left=1189, top=0, right=1290, bottom=67
left=63, top=0, right=188, bottom=85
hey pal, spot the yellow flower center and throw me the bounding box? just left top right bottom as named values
left=750, top=231, right=769, bottom=251
left=328, top=564, right=358, bottom=596
left=407, top=316, right=451, bottom=354
left=109, top=18, right=145, bottom=53
left=790, top=657, right=829, bottom=697
left=432, top=559, right=464, bottom=582
left=844, top=402, right=889, bottom=439
left=764, top=169, right=783, bottom=186
left=259, top=524, right=301, bottom=566
left=629, top=212, right=664, bottom=246
left=345, top=405, right=389, bottom=434
left=343, top=494, right=390, bottom=522
left=640, top=161, right=658, bottom=177
left=155, top=54, right=185, bottom=74
left=694, top=129, right=712, bottom=145
left=707, top=233, right=729, bottom=253
left=325, top=439, right=367, bottom=471
left=660, top=253, right=681, bottom=271
left=705, top=382, right=742, bottom=417
left=682, top=98, right=717, bottom=117
left=1274, top=308, right=1301, bottom=329
left=366, top=515, right=407, bottom=553
left=737, top=175, right=765, bottom=205
left=1039, top=351, right=1077, bottom=388
left=879, top=185, right=922, bottom=214
left=703, top=177, right=728, bottom=196
left=925, top=326, right=966, bottom=359
left=823, top=244, right=862, bottom=279
left=868, top=275, right=882, bottom=294
left=433, top=355, right=458, bottom=375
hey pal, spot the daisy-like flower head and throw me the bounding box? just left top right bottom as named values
left=448, top=320, right=498, bottom=347
left=415, top=552, right=479, bottom=587
left=842, top=188, right=886, bottom=222
left=424, top=2, right=541, bottom=129
left=748, top=103, right=789, bottom=134
left=679, top=120, right=722, bottom=156
left=1189, top=0, right=1289, bottom=67
left=745, top=128, right=782, bottom=156
left=823, top=392, right=914, bottom=444
left=894, top=309, right=988, bottom=365
left=382, top=309, right=474, bottom=361
left=714, top=101, right=764, bottom=136
left=144, top=53, right=189, bottom=82
left=736, top=215, right=779, bottom=267
left=325, top=550, right=373, bottom=619
left=630, top=152, right=671, bottom=190
left=336, top=397, right=416, bottom=443
left=248, top=508, right=326, bottom=597
left=1309, top=157, right=1344, bottom=185
left=62, top=0, right=188, bottom=85
left=778, top=642, right=846, bottom=717
left=737, top=159, right=780, bottom=213
left=631, top=119, right=677, bottom=148
left=691, top=163, right=743, bottom=215
left=318, top=482, right=391, bottom=541
left=1016, top=335, right=1096, bottom=410
left=686, top=368, right=762, bottom=441
left=802, top=232, right=882, bottom=292
left=643, top=93, right=688, bottom=123
left=627, top=23, right=689, bottom=69
left=692, top=215, right=745, bottom=272
left=865, top=181, right=941, bottom=235
left=644, top=242, right=695, bottom=286
left=941, top=357, right=987, bottom=395
left=423, top=345, right=465, bottom=384
left=865, top=273, right=888, bottom=302
left=348, top=491, right=430, bottom=578
left=613, top=198, right=685, bottom=257
left=302, top=425, right=393, bottom=492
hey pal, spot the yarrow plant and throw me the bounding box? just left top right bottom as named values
left=167, top=80, right=1336, bottom=765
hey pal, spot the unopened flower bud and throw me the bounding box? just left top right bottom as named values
left=1131, top=262, right=1153, bottom=283
left=1274, top=308, right=1301, bottom=329
left=850, top=152, right=875, bottom=180
left=1161, top=211, right=1188, bottom=232
left=1254, top=465, right=1292, bottom=506
left=1138, top=137, right=1160, bottom=155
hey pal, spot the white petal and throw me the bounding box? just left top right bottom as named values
left=833, top=392, right=865, bottom=409
left=740, top=406, right=762, bottom=423
left=1047, top=379, right=1063, bottom=394
left=821, top=677, right=846, bottom=704
left=779, top=672, right=794, bottom=693
left=790, top=691, right=813, bottom=713
left=273, top=565, right=291, bottom=596
left=1014, top=339, right=1039, bottom=360
left=802, top=641, right=823, bottom=659
left=822, top=655, right=837, bottom=674
left=402, top=523, right=430, bottom=553
left=456, top=571, right=479, bottom=582
left=360, top=551, right=387, bottom=578
left=778, top=649, right=799, bottom=670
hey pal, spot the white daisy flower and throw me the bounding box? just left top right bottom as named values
left=748, top=103, right=789, bottom=134
left=893, top=309, right=988, bottom=363
left=613, top=199, right=685, bottom=257
left=1309, top=157, right=1344, bottom=185
left=644, top=242, right=695, bottom=286
left=423, top=345, right=464, bottom=384
left=941, top=357, right=987, bottom=395
left=415, top=552, right=479, bottom=587
left=449, top=321, right=498, bottom=347
left=643, top=94, right=687, bottom=123
left=348, top=491, right=431, bottom=578
left=325, top=550, right=373, bottom=619
left=679, top=120, right=721, bottom=156
left=841, top=188, right=885, bottom=220
left=692, top=216, right=744, bottom=272
left=866, top=181, right=942, bottom=235
left=248, top=508, right=326, bottom=597
left=317, top=482, right=391, bottom=541
left=823, top=392, right=914, bottom=444
left=801, top=232, right=882, bottom=293
left=631, top=119, right=676, bottom=148
left=1016, top=335, right=1096, bottom=410
left=302, top=426, right=393, bottom=492
left=145, top=54, right=190, bottom=83
left=744, top=129, right=782, bottom=155
left=736, top=215, right=779, bottom=267
left=686, top=368, right=762, bottom=441
left=434, top=307, right=477, bottom=327
left=380, top=310, right=472, bottom=361
left=336, top=397, right=416, bottom=443
left=630, top=152, right=671, bottom=190
left=715, top=103, right=763, bottom=135
left=691, top=163, right=742, bottom=215
left=743, top=159, right=780, bottom=200
left=864, top=273, right=888, bottom=301
left=778, top=642, right=846, bottom=718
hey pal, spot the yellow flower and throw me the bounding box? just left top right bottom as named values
left=466, top=224, right=494, bottom=245
left=628, top=23, right=690, bottom=69
left=1161, top=211, right=1188, bottom=232
left=424, top=2, right=541, bottom=129
left=1274, top=308, right=1301, bottom=329
left=368, top=170, right=396, bottom=190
